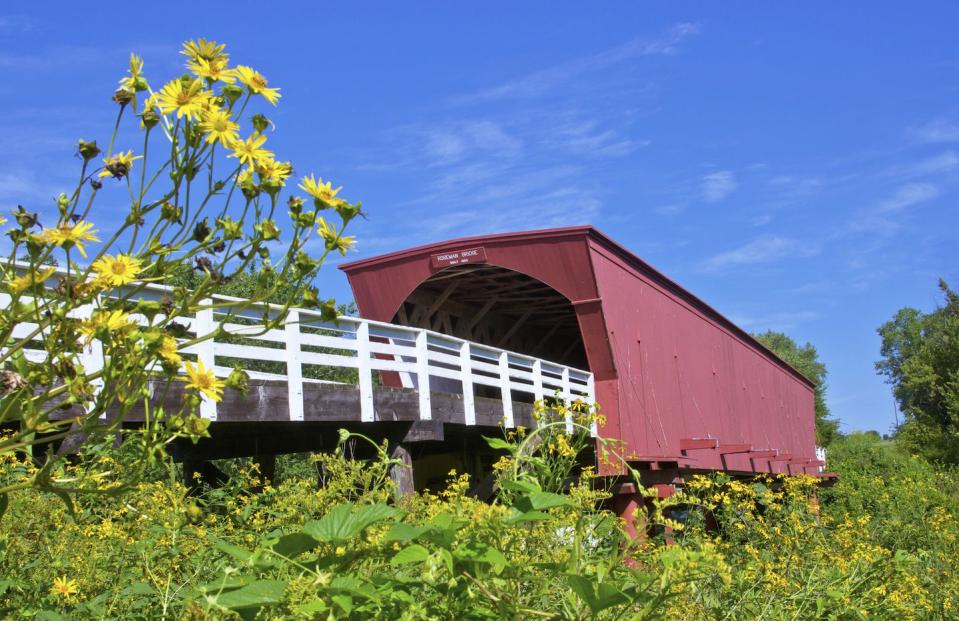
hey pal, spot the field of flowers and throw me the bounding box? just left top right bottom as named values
left=1, top=427, right=957, bottom=620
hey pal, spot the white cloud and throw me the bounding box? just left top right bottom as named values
left=451, top=22, right=700, bottom=105
left=701, top=236, right=819, bottom=272
left=911, top=119, right=959, bottom=144
left=729, top=310, right=821, bottom=332
left=875, top=182, right=940, bottom=214
left=702, top=170, right=737, bottom=202
left=899, top=151, right=959, bottom=177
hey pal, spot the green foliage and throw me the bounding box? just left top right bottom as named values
left=3, top=409, right=959, bottom=619
left=753, top=330, right=840, bottom=444
left=877, top=279, right=959, bottom=464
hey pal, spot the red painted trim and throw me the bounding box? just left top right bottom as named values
left=680, top=438, right=720, bottom=451
left=718, top=443, right=753, bottom=454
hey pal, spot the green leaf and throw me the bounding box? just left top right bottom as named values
left=391, top=544, right=430, bottom=565
left=502, top=509, right=552, bottom=525
left=331, top=594, right=353, bottom=614
left=566, top=574, right=630, bottom=614
left=294, top=599, right=329, bottom=617
left=483, top=436, right=513, bottom=450
left=303, top=502, right=398, bottom=543
left=453, top=543, right=508, bottom=572
left=214, top=579, right=286, bottom=611
left=0, top=493, right=7, bottom=523
left=529, top=490, right=573, bottom=510
left=295, top=599, right=328, bottom=615
left=215, top=540, right=253, bottom=563
left=270, top=532, right=318, bottom=558
left=383, top=522, right=431, bottom=542
left=499, top=479, right=541, bottom=494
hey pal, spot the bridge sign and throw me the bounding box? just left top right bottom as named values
left=430, top=246, right=487, bottom=269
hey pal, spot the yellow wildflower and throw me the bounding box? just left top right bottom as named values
left=188, top=57, right=236, bottom=83
left=256, top=158, right=293, bottom=185
left=317, top=217, right=356, bottom=256
left=181, top=38, right=228, bottom=64
left=234, top=65, right=280, bottom=105
left=92, top=253, right=142, bottom=287
left=155, top=78, right=210, bottom=120
left=98, top=150, right=142, bottom=179
left=80, top=310, right=132, bottom=342
left=184, top=359, right=225, bottom=401
left=229, top=134, right=272, bottom=168
left=0, top=215, right=6, bottom=225
left=8, top=267, right=56, bottom=294
left=119, top=52, right=144, bottom=91
left=41, top=220, right=99, bottom=258
left=51, top=576, right=79, bottom=599
left=198, top=107, right=239, bottom=147
left=299, top=174, right=343, bottom=207
left=158, top=335, right=182, bottom=364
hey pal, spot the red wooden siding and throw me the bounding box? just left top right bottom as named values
left=340, top=226, right=817, bottom=475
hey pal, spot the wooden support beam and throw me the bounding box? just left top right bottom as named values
left=465, top=296, right=498, bottom=335
left=423, top=280, right=460, bottom=321
left=388, top=441, right=415, bottom=498
left=748, top=450, right=778, bottom=458
left=717, top=443, right=752, bottom=454
left=679, top=438, right=720, bottom=452
left=530, top=322, right=562, bottom=356
left=497, top=310, right=532, bottom=347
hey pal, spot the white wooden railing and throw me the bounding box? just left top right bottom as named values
left=4, top=280, right=594, bottom=428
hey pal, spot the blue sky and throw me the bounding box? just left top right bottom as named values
left=1, top=3, right=956, bottom=433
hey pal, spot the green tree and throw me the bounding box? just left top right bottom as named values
left=753, top=330, right=839, bottom=445
left=877, top=279, right=959, bottom=464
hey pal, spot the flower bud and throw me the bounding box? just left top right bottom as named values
left=139, top=108, right=160, bottom=129
left=77, top=140, right=101, bottom=161
left=226, top=366, right=250, bottom=395
left=112, top=88, right=134, bottom=107
left=221, top=84, right=243, bottom=104
left=161, top=201, right=182, bottom=223
left=255, top=219, right=280, bottom=241
left=251, top=114, right=271, bottom=134
left=287, top=195, right=304, bottom=214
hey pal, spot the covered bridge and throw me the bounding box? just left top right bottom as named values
left=341, top=226, right=819, bottom=478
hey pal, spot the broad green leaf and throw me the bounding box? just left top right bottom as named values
left=214, top=540, right=253, bottom=563
left=383, top=522, right=431, bottom=542
left=331, top=594, right=354, bottom=614
left=483, top=436, right=513, bottom=450
left=270, top=532, right=318, bottom=558
left=213, top=580, right=286, bottom=610
left=502, top=509, right=552, bottom=525
left=529, top=490, right=573, bottom=510
left=303, top=503, right=398, bottom=543
left=453, top=543, right=508, bottom=572
left=566, top=574, right=629, bottom=613
left=391, top=544, right=430, bottom=565
left=499, top=479, right=541, bottom=494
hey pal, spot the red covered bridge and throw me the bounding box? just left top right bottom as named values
left=341, top=226, right=820, bottom=480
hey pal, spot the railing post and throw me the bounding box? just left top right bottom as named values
left=586, top=373, right=597, bottom=436
left=285, top=309, right=304, bottom=422
left=459, top=341, right=475, bottom=425
left=561, top=367, right=573, bottom=433
left=498, top=351, right=514, bottom=428
left=415, top=330, right=432, bottom=420
left=194, top=300, right=217, bottom=421
left=356, top=321, right=375, bottom=422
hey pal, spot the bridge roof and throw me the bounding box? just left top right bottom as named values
left=340, top=225, right=814, bottom=389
